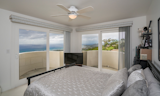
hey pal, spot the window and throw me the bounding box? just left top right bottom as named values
left=49, top=33, right=64, bottom=69
left=82, top=34, right=99, bottom=68
left=80, top=29, right=120, bottom=71
left=102, top=32, right=119, bottom=71
left=19, top=29, right=47, bottom=79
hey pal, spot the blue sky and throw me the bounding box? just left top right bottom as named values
left=19, top=29, right=63, bottom=45
left=82, top=32, right=119, bottom=45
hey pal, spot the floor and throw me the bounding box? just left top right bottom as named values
left=20, top=67, right=55, bottom=79
left=1, top=66, right=117, bottom=96
left=102, top=66, right=118, bottom=71
left=1, top=84, right=27, bottom=96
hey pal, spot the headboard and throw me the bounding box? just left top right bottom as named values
left=147, top=60, right=160, bottom=82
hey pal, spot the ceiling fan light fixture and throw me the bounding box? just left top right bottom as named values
left=51, top=4, right=93, bottom=20
left=69, top=13, right=77, bottom=19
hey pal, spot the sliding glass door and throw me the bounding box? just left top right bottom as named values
left=49, top=32, right=64, bottom=69
left=79, top=28, right=127, bottom=71
left=18, top=30, right=64, bottom=79
left=19, top=29, right=47, bottom=79
left=12, top=23, right=68, bottom=89
left=101, top=31, right=119, bottom=71
left=81, top=34, right=99, bottom=68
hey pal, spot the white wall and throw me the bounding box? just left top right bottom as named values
left=0, top=8, right=12, bottom=93
left=70, top=27, right=79, bottom=52
left=70, top=16, right=147, bottom=67
left=146, top=0, right=160, bottom=66
left=0, top=8, right=69, bottom=92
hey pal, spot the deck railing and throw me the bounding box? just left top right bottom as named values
left=19, top=50, right=120, bottom=78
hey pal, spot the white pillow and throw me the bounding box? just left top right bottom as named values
left=128, top=64, right=141, bottom=75
left=149, top=82, right=160, bottom=96
left=144, top=67, right=159, bottom=84
left=127, top=69, right=145, bottom=87
left=122, top=80, right=148, bottom=96
left=102, top=79, right=125, bottom=96
left=106, top=68, right=128, bottom=89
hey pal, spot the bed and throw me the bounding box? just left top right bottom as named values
left=24, top=61, right=160, bottom=96
left=24, top=66, right=112, bottom=96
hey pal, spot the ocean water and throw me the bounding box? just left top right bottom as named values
left=82, top=44, right=98, bottom=48
left=19, top=44, right=63, bottom=53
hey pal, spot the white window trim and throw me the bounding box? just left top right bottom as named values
left=78, top=28, right=120, bottom=71
left=78, top=30, right=102, bottom=71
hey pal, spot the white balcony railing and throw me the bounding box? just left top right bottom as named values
left=19, top=50, right=120, bottom=78
left=19, top=51, right=64, bottom=78
left=82, top=50, right=119, bottom=69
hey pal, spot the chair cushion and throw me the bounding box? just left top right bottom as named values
left=127, top=69, right=145, bottom=87
left=102, top=79, right=125, bottom=96
left=128, top=64, right=141, bottom=75
left=122, top=80, right=148, bottom=96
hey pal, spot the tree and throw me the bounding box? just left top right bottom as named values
left=103, top=38, right=110, bottom=47
left=102, top=38, right=118, bottom=50
left=106, top=46, right=114, bottom=51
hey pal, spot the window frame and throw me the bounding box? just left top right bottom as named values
left=101, top=29, right=119, bottom=71
left=78, top=29, right=120, bottom=71
left=78, top=30, right=102, bottom=71
left=11, top=23, right=64, bottom=88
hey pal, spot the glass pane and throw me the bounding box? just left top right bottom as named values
left=82, top=34, right=98, bottom=68
left=119, top=32, right=125, bottom=69
left=49, top=33, right=64, bottom=69
left=19, top=29, right=47, bottom=79
left=102, top=32, right=119, bottom=71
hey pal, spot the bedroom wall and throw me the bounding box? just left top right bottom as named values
left=146, top=0, right=160, bottom=66
left=0, top=8, right=70, bottom=92
left=70, top=16, right=147, bottom=67
left=70, top=27, right=79, bottom=53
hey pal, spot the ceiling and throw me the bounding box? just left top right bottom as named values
left=0, top=0, right=152, bottom=27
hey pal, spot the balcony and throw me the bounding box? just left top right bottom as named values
left=82, top=50, right=119, bottom=70
left=19, top=50, right=121, bottom=79
left=19, top=51, right=64, bottom=79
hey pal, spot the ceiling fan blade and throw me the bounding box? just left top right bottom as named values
left=77, top=6, right=94, bottom=14
left=57, top=4, right=71, bottom=13
left=78, top=15, right=91, bottom=19
left=51, top=14, right=68, bottom=17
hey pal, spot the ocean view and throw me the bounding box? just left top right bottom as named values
left=19, top=29, right=64, bottom=53
left=19, top=44, right=63, bottom=53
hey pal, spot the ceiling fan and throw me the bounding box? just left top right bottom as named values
left=51, top=4, right=94, bottom=20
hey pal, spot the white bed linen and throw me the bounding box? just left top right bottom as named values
left=24, top=66, right=112, bottom=96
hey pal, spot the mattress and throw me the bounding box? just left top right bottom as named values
left=24, top=66, right=112, bottom=96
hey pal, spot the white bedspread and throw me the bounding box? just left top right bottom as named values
left=24, top=66, right=112, bottom=96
